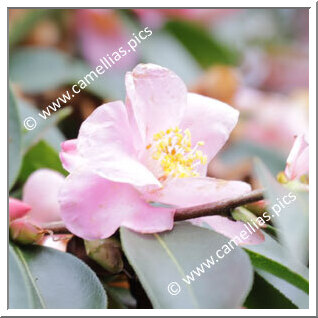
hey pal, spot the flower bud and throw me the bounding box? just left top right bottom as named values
left=84, top=238, right=123, bottom=273
left=232, top=206, right=267, bottom=228
left=9, top=198, right=31, bottom=221
left=10, top=218, right=43, bottom=245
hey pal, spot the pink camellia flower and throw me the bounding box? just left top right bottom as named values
left=284, top=135, right=309, bottom=181
left=234, top=87, right=308, bottom=153
left=59, top=63, right=263, bottom=243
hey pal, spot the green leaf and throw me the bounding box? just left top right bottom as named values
left=9, top=84, right=22, bottom=190
left=245, top=250, right=308, bottom=293
left=69, top=59, right=125, bottom=100
left=244, top=272, right=297, bottom=309
left=165, top=20, right=238, bottom=68
left=254, top=159, right=309, bottom=264
left=18, top=98, right=69, bottom=153
left=220, top=140, right=286, bottom=175
left=18, top=140, right=67, bottom=184
left=9, top=243, right=107, bottom=308
left=10, top=47, right=125, bottom=99
left=244, top=232, right=309, bottom=308
left=142, top=30, right=202, bottom=85
left=10, top=48, right=71, bottom=93
left=121, top=222, right=253, bottom=309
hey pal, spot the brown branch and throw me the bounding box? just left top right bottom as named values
left=43, top=189, right=265, bottom=234
left=42, top=221, right=71, bottom=234
left=174, top=189, right=264, bottom=221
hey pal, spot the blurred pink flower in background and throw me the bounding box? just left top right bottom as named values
left=262, top=48, right=308, bottom=93
left=234, top=87, right=308, bottom=153
left=284, top=134, right=309, bottom=181
left=76, top=9, right=138, bottom=69
left=133, top=8, right=239, bottom=28
left=59, top=63, right=263, bottom=244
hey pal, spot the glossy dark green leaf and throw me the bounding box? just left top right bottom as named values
left=18, top=140, right=67, bottom=184
left=254, top=159, right=309, bottom=264
left=165, top=20, right=238, bottom=68
left=9, top=85, right=22, bottom=190
left=244, top=232, right=309, bottom=308
left=244, top=272, right=297, bottom=309
left=121, top=222, right=253, bottom=309
left=9, top=243, right=107, bottom=309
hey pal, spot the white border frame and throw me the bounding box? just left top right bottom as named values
left=2, top=1, right=316, bottom=316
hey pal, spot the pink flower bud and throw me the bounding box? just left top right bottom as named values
left=9, top=198, right=31, bottom=221
left=22, top=169, right=64, bottom=225
left=9, top=218, right=43, bottom=245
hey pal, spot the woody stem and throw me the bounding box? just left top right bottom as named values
left=42, top=189, right=265, bottom=235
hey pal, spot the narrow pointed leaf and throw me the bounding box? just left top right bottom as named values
left=254, top=159, right=309, bottom=264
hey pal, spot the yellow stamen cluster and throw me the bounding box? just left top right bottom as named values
left=147, top=126, right=207, bottom=179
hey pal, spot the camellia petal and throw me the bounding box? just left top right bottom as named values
left=59, top=169, right=174, bottom=240
left=77, top=101, right=160, bottom=189
left=122, top=203, right=175, bottom=234
left=191, top=215, right=265, bottom=245
left=60, top=139, right=83, bottom=173
left=125, top=63, right=187, bottom=143
left=285, top=134, right=309, bottom=180
left=181, top=93, right=239, bottom=174
left=145, top=176, right=251, bottom=208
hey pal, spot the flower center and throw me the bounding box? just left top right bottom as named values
left=146, top=126, right=207, bottom=181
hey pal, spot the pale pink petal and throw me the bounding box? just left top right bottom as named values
left=292, top=147, right=309, bottom=179
left=285, top=135, right=309, bottom=180
left=60, top=139, right=83, bottom=173
left=181, top=93, right=239, bottom=174
left=9, top=198, right=31, bottom=221
left=191, top=216, right=264, bottom=245
left=145, top=176, right=251, bottom=208
left=59, top=169, right=174, bottom=240
left=23, top=169, right=64, bottom=225
left=122, top=204, right=175, bottom=234
left=77, top=101, right=160, bottom=189
left=125, top=64, right=187, bottom=143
